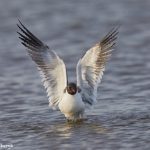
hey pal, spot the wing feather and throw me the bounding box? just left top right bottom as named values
left=17, top=20, right=67, bottom=109
left=76, top=27, right=119, bottom=106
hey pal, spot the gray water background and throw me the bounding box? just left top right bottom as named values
left=0, top=0, right=150, bottom=149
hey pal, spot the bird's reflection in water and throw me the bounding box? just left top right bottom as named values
left=42, top=117, right=108, bottom=140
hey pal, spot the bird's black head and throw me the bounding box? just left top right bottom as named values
left=66, top=82, right=77, bottom=95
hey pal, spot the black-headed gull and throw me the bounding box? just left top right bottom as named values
left=17, top=20, right=118, bottom=121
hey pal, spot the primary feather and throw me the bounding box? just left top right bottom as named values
left=17, top=20, right=68, bottom=109
left=76, top=27, right=119, bottom=106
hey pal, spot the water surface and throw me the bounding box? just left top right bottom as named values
left=0, top=0, right=150, bottom=149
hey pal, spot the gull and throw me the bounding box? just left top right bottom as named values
left=17, top=20, right=118, bottom=121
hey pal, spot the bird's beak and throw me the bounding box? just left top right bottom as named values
left=72, top=89, right=76, bottom=93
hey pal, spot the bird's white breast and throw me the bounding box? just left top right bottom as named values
left=58, top=92, right=85, bottom=119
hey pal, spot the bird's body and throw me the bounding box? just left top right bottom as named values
left=17, top=20, right=118, bottom=121
left=59, top=91, right=85, bottom=120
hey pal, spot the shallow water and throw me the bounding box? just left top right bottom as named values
left=0, top=0, right=150, bottom=149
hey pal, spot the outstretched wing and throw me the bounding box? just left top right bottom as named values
left=17, top=20, right=67, bottom=109
left=76, top=27, right=119, bottom=106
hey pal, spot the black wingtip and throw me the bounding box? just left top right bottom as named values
left=17, top=19, right=26, bottom=29
left=100, top=25, right=119, bottom=46
left=17, top=18, right=25, bottom=31
left=17, top=19, right=50, bottom=52
left=18, top=18, right=22, bottom=24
